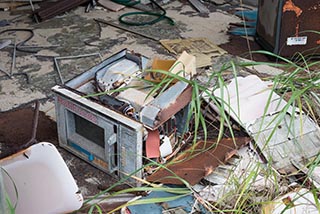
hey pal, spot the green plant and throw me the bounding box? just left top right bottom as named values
left=1, top=168, right=17, bottom=214
left=80, top=47, right=320, bottom=213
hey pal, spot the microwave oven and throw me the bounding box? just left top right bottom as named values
left=52, top=49, right=191, bottom=185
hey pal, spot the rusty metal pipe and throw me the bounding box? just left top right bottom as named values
left=24, top=100, right=40, bottom=148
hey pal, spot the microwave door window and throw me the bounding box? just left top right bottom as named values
left=74, top=113, right=105, bottom=148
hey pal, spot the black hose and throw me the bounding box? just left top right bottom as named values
left=0, top=28, right=36, bottom=53
left=112, top=0, right=175, bottom=26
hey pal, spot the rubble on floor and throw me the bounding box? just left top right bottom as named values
left=1, top=0, right=320, bottom=213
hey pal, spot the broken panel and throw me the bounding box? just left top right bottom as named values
left=208, top=75, right=294, bottom=127
left=248, top=113, right=320, bottom=172
left=147, top=137, right=250, bottom=185
left=207, top=74, right=320, bottom=174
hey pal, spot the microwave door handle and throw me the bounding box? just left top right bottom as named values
left=105, top=133, right=118, bottom=173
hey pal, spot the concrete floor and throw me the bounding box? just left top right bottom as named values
left=0, top=0, right=257, bottom=199
left=0, top=1, right=255, bottom=113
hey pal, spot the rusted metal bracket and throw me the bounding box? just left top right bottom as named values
left=24, top=100, right=40, bottom=148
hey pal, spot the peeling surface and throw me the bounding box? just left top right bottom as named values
left=282, top=0, right=303, bottom=37
left=283, top=0, right=303, bottom=17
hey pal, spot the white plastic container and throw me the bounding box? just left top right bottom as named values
left=0, top=142, right=83, bottom=214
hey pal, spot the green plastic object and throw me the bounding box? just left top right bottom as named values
left=112, top=0, right=175, bottom=26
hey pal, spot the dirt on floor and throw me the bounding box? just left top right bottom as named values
left=0, top=104, right=58, bottom=159
left=0, top=103, right=118, bottom=197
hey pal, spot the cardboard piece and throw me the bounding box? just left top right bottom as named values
left=170, top=51, right=196, bottom=77
left=144, top=58, right=175, bottom=83
left=160, top=38, right=227, bottom=68
left=145, top=51, right=196, bottom=83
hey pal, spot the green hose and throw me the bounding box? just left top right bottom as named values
left=111, top=0, right=175, bottom=26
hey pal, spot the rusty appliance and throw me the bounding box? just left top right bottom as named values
left=52, top=49, right=191, bottom=185
left=255, top=0, right=320, bottom=57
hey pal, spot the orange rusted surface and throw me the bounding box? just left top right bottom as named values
left=147, top=137, right=250, bottom=185
left=283, top=0, right=303, bottom=17
left=295, top=23, right=300, bottom=37
left=317, top=40, right=320, bottom=45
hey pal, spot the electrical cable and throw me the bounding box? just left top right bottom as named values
left=112, top=0, right=175, bottom=26
left=0, top=28, right=36, bottom=53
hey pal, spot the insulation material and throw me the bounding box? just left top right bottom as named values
left=207, top=75, right=294, bottom=127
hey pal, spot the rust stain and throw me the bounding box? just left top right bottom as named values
left=283, top=0, right=303, bottom=37
left=283, top=0, right=303, bottom=17
left=154, top=85, right=192, bottom=130
left=317, top=40, right=320, bottom=45
left=295, top=23, right=300, bottom=37
left=147, top=137, right=250, bottom=185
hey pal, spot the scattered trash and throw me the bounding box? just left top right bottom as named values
left=262, top=188, right=319, bottom=214
left=207, top=75, right=292, bottom=127
left=188, top=0, right=210, bottom=14
left=34, top=0, right=90, bottom=21
left=80, top=193, right=137, bottom=213
left=228, top=26, right=256, bottom=36
left=1, top=1, right=319, bottom=213
left=0, top=142, right=83, bottom=214
left=115, top=0, right=175, bottom=26
left=160, top=38, right=227, bottom=68
left=206, top=74, right=320, bottom=174
left=248, top=113, right=320, bottom=173
left=208, top=0, right=228, bottom=5
left=228, top=10, right=257, bottom=37
left=196, top=144, right=281, bottom=204
left=97, top=0, right=126, bottom=11
left=0, top=28, right=39, bottom=83
left=144, top=58, right=175, bottom=83
left=123, top=188, right=201, bottom=214
left=234, top=10, right=257, bottom=21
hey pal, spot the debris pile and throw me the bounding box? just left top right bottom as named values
left=1, top=0, right=320, bottom=213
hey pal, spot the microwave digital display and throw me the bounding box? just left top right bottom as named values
left=74, top=113, right=105, bottom=148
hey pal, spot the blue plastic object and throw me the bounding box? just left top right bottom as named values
left=228, top=27, right=256, bottom=36
left=127, top=190, right=202, bottom=214
left=234, top=10, right=258, bottom=21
